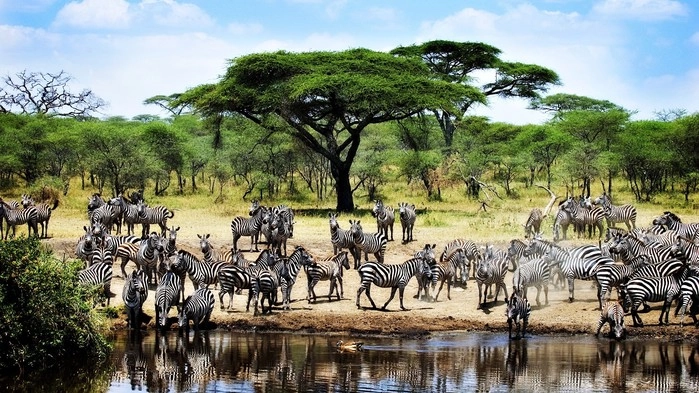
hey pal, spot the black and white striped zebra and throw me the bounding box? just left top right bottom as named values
left=441, top=239, right=481, bottom=284
left=356, top=256, right=433, bottom=311
left=177, top=287, right=215, bottom=332
left=630, top=257, right=685, bottom=280
left=20, top=194, right=58, bottom=238
left=413, top=244, right=439, bottom=301
left=593, top=255, right=650, bottom=311
left=639, top=228, right=680, bottom=248
left=273, top=204, right=295, bottom=239
left=269, top=207, right=292, bottom=257
left=608, top=232, right=675, bottom=264
left=475, top=254, right=509, bottom=309
left=0, top=198, right=38, bottom=239
left=349, top=219, right=387, bottom=269
left=78, top=247, right=113, bottom=307
left=231, top=202, right=266, bottom=252
left=278, top=246, right=314, bottom=310
left=216, top=264, right=250, bottom=311
left=507, top=239, right=530, bottom=272
left=433, top=247, right=465, bottom=301
left=512, top=257, right=551, bottom=307
left=172, top=249, right=227, bottom=291
left=675, top=275, right=699, bottom=327
left=136, top=200, right=174, bottom=238
left=541, top=242, right=615, bottom=303
left=76, top=225, right=99, bottom=265
left=122, top=269, right=148, bottom=329
left=136, top=232, right=165, bottom=286
left=623, top=267, right=688, bottom=327
left=371, top=199, right=395, bottom=241
left=155, top=271, right=181, bottom=330
left=164, top=226, right=179, bottom=257
left=593, top=193, right=637, bottom=231
left=505, top=291, right=531, bottom=340
left=108, top=194, right=142, bottom=236
left=249, top=254, right=287, bottom=315
left=595, top=300, right=626, bottom=340
left=561, top=197, right=604, bottom=239
left=0, top=199, right=19, bottom=239
left=398, top=202, right=416, bottom=243
left=197, top=233, right=233, bottom=264
left=652, top=211, right=699, bottom=240
left=88, top=194, right=119, bottom=234
left=552, top=202, right=573, bottom=241
left=305, top=251, right=351, bottom=303
left=328, top=212, right=358, bottom=264
left=523, top=208, right=543, bottom=239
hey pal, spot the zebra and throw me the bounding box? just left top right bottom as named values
left=593, top=255, right=650, bottom=310
left=155, top=271, right=181, bottom=331
left=523, top=208, right=543, bottom=239
left=328, top=212, right=358, bottom=264
left=217, top=264, right=252, bottom=310
left=88, top=194, right=119, bottom=234
left=305, top=251, right=351, bottom=303
left=608, top=232, right=675, bottom=264
left=413, top=244, right=439, bottom=301
left=0, top=198, right=38, bottom=239
left=76, top=225, right=99, bottom=265
left=273, top=204, right=295, bottom=239
left=541, top=242, right=615, bottom=303
left=639, top=228, right=680, bottom=248
left=630, top=257, right=685, bottom=280
left=172, top=249, right=227, bottom=291
left=0, top=198, right=19, bottom=239
left=433, top=247, right=465, bottom=301
left=505, top=291, right=531, bottom=340
left=652, top=211, right=699, bottom=240
left=122, top=269, right=148, bottom=329
left=278, top=246, right=314, bottom=310
left=593, top=193, right=637, bottom=231
left=675, top=274, right=699, bottom=326
left=595, top=300, right=627, bottom=340
left=560, top=197, right=604, bottom=239
left=136, top=232, right=165, bottom=287
left=108, top=194, right=142, bottom=236
left=507, top=239, right=530, bottom=272
left=371, top=199, right=395, bottom=241
left=552, top=199, right=575, bottom=241
left=248, top=253, right=287, bottom=315
left=136, top=200, right=174, bottom=238
left=356, top=256, right=434, bottom=311
left=441, top=239, right=482, bottom=284
left=198, top=233, right=233, bottom=264
left=398, top=202, right=416, bottom=243
left=78, top=247, right=114, bottom=307
left=623, top=268, right=687, bottom=327
left=20, top=194, right=58, bottom=238
left=164, top=226, right=179, bottom=257
left=512, top=257, right=551, bottom=307
left=349, top=219, right=387, bottom=269
left=177, top=287, right=215, bottom=332
left=230, top=201, right=266, bottom=252
left=669, top=237, right=699, bottom=266
left=116, top=242, right=142, bottom=278
left=475, top=254, right=509, bottom=309
left=269, top=208, right=292, bottom=257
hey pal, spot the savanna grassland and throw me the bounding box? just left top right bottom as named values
left=7, top=177, right=699, bottom=341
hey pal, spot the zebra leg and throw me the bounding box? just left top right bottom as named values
left=533, top=285, right=541, bottom=307
left=363, top=285, right=377, bottom=309
left=327, top=279, right=335, bottom=301
left=544, top=285, right=549, bottom=306
left=477, top=283, right=484, bottom=310
left=567, top=278, right=575, bottom=303
left=434, top=280, right=445, bottom=302
left=337, top=277, right=344, bottom=300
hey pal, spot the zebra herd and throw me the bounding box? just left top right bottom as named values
left=0, top=195, right=58, bottom=240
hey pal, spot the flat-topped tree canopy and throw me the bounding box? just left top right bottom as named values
left=177, top=48, right=484, bottom=212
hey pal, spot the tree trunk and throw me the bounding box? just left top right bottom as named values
left=334, top=167, right=354, bottom=212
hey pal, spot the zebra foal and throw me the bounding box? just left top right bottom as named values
left=505, top=291, right=531, bottom=340
left=595, top=300, right=626, bottom=340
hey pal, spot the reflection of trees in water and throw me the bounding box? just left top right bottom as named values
left=107, top=332, right=699, bottom=392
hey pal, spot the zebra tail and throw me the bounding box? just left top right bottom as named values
left=168, top=210, right=175, bottom=219
left=51, top=199, right=59, bottom=210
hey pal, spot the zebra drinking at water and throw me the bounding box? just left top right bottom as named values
left=595, top=300, right=626, bottom=340
left=155, top=270, right=181, bottom=331
left=356, top=255, right=433, bottom=311
left=230, top=201, right=266, bottom=252
left=349, top=219, right=387, bottom=269
left=593, top=193, right=637, bottom=231
left=305, top=251, right=351, bottom=303
left=122, top=269, right=148, bottom=329
left=20, top=194, right=58, bottom=238
left=371, top=199, right=395, bottom=241
left=177, top=287, right=215, bottom=332
left=505, top=291, right=531, bottom=340
left=398, top=202, right=416, bottom=243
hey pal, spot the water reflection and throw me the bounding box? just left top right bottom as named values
left=108, top=331, right=699, bottom=392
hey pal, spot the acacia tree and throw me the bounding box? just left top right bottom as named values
left=0, top=70, right=105, bottom=117
left=176, top=48, right=480, bottom=211
left=390, top=40, right=560, bottom=148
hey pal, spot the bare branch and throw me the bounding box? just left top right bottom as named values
left=536, top=184, right=558, bottom=217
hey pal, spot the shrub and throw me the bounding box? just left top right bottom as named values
left=0, top=237, right=111, bottom=372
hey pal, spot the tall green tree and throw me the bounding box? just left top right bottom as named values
left=391, top=40, right=560, bottom=148
left=176, top=48, right=477, bottom=211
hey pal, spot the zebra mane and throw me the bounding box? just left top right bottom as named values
left=177, top=249, right=200, bottom=262
left=664, top=211, right=682, bottom=222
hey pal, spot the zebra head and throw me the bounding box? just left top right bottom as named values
left=292, top=245, right=314, bottom=267
left=371, top=200, right=383, bottom=218
left=349, top=220, right=363, bottom=241
left=328, top=212, right=340, bottom=231
left=87, top=193, right=105, bottom=212
left=198, top=233, right=212, bottom=253
left=167, top=226, right=179, bottom=252
left=336, top=251, right=351, bottom=271
left=653, top=211, right=681, bottom=227
left=249, top=200, right=262, bottom=216
left=20, top=194, right=34, bottom=208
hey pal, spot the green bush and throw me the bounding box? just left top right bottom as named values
left=0, top=237, right=111, bottom=372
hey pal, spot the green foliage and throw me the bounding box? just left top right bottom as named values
left=0, top=238, right=111, bottom=372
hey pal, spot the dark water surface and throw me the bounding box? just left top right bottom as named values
left=6, top=330, right=699, bottom=392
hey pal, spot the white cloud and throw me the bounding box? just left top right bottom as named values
left=592, top=0, right=688, bottom=21
left=227, top=22, right=264, bottom=36
left=136, top=0, right=214, bottom=28
left=54, top=0, right=131, bottom=29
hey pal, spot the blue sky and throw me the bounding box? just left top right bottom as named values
left=1, top=0, right=697, bottom=124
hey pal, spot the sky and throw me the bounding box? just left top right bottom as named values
left=1, top=0, right=697, bottom=124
